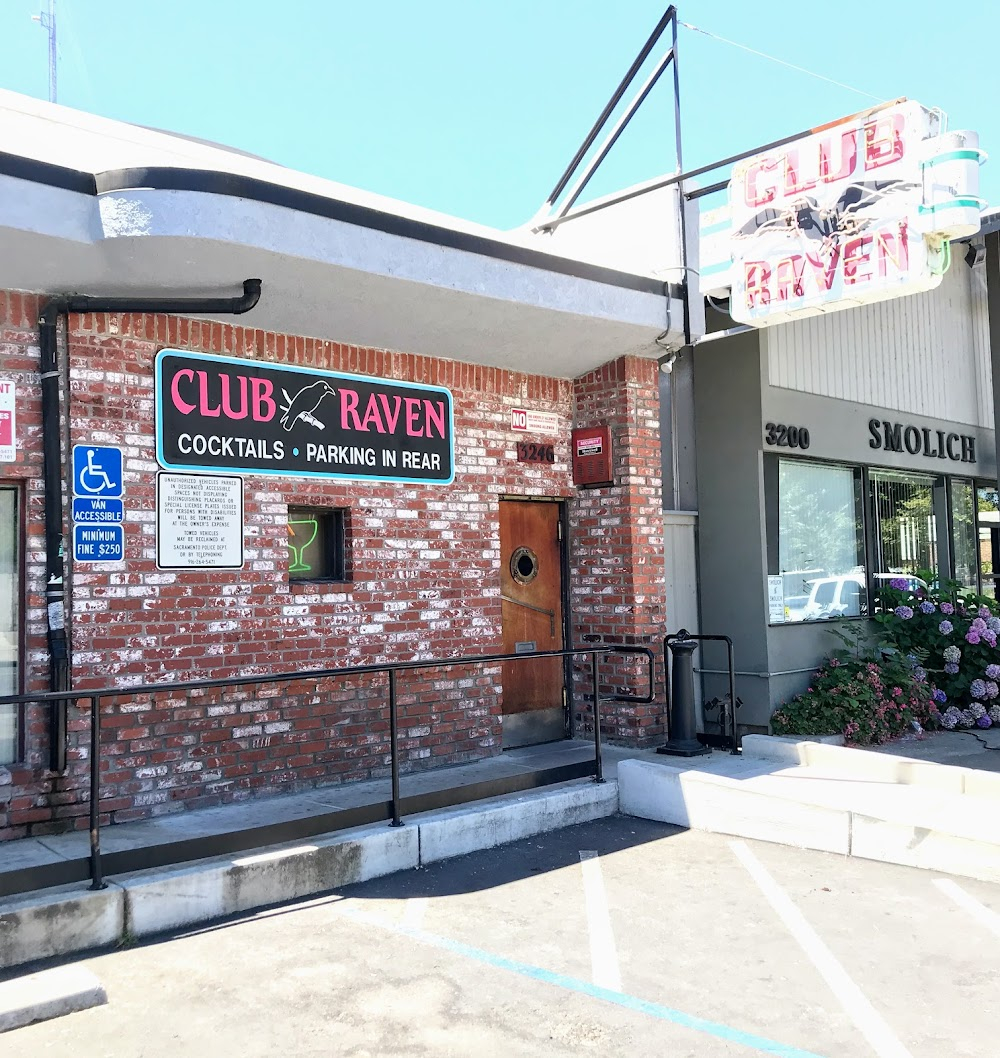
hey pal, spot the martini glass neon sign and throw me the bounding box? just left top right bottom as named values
left=287, top=517, right=318, bottom=573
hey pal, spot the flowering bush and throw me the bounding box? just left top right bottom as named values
left=772, top=641, right=940, bottom=745
left=874, top=577, right=1000, bottom=729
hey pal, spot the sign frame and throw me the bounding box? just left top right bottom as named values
left=0, top=379, right=15, bottom=462
left=73, top=523, right=124, bottom=563
left=72, top=444, right=123, bottom=499
left=155, top=471, right=245, bottom=571
left=155, top=350, right=455, bottom=486
left=700, top=99, right=985, bottom=327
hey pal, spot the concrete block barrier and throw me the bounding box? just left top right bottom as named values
left=120, top=823, right=419, bottom=938
left=0, top=779, right=619, bottom=971
left=418, top=781, right=618, bottom=864
left=0, top=966, right=106, bottom=1033
left=618, top=756, right=1000, bottom=884
left=964, top=768, right=1000, bottom=799
left=851, top=814, right=1000, bottom=885
left=739, top=734, right=837, bottom=765
left=0, top=884, right=123, bottom=971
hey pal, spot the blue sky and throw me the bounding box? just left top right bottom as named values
left=1, top=1, right=996, bottom=229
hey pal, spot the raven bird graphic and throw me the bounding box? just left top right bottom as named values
left=279, top=381, right=337, bottom=431
left=736, top=179, right=916, bottom=249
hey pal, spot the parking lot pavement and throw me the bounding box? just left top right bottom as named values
left=5, top=817, right=999, bottom=1057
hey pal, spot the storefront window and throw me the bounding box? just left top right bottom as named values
left=870, top=469, right=939, bottom=585
left=1, top=487, right=18, bottom=763
left=977, top=486, right=1000, bottom=599
left=771, top=459, right=991, bottom=622
left=774, top=460, right=866, bottom=622
left=951, top=479, right=977, bottom=590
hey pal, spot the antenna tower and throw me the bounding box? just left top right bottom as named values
left=31, top=0, right=58, bottom=104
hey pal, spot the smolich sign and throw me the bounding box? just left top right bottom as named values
left=155, top=350, right=455, bottom=484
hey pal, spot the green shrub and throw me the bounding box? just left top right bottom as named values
left=772, top=632, right=940, bottom=746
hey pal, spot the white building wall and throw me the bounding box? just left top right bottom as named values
left=765, top=258, right=993, bottom=429
left=971, top=258, right=993, bottom=428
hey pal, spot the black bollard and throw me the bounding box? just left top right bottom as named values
left=658, top=632, right=711, bottom=757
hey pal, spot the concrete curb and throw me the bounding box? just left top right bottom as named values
left=0, top=966, right=106, bottom=1033
left=0, top=779, right=618, bottom=974
left=618, top=758, right=1000, bottom=884
left=742, top=734, right=1000, bottom=798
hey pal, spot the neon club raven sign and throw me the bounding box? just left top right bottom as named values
left=699, top=100, right=986, bottom=326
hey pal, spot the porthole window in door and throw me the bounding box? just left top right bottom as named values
left=510, top=545, right=539, bottom=585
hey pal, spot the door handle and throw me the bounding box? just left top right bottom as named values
left=500, top=593, right=556, bottom=636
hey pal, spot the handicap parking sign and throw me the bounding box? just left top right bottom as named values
left=72, top=445, right=123, bottom=499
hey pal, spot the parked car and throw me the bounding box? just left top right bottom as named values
left=793, top=572, right=928, bottom=621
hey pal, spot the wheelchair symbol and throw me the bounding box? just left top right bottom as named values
left=73, top=445, right=122, bottom=497
left=79, top=450, right=116, bottom=493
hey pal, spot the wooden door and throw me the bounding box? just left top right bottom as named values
left=499, top=500, right=565, bottom=747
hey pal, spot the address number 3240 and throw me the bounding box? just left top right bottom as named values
left=764, top=422, right=810, bottom=449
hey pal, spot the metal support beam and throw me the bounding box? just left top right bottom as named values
left=538, top=6, right=677, bottom=216
left=551, top=47, right=675, bottom=222
left=535, top=98, right=906, bottom=234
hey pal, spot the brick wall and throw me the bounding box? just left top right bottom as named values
left=570, top=357, right=666, bottom=746
left=0, top=293, right=667, bottom=837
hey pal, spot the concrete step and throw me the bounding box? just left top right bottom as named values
left=742, top=734, right=1000, bottom=797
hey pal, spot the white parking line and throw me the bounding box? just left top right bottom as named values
left=933, top=878, right=1000, bottom=939
left=731, top=841, right=914, bottom=1058
left=579, top=850, right=623, bottom=993
left=402, top=897, right=428, bottom=931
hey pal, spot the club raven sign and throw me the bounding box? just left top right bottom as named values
left=155, top=350, right=454, bottom=484
left=699, top=99, right=985, bottom=326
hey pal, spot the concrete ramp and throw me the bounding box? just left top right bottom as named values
left=619, top=736, right=1000, bottom=884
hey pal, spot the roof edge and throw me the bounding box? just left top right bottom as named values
left=0, top=151, right=682, bottom=300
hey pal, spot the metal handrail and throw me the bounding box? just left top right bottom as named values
left=0, top=644, right=655, bottom=890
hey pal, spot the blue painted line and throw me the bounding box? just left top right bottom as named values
left=343, top=909, right=830, bottom=1058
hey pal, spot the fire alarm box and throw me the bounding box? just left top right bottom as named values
left=572, top=424, right=613, bottom=488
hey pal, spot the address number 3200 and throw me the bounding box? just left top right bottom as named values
left=764, top=422, right=810, bottom=449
